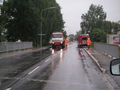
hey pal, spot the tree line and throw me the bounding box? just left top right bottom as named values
left=80, top=4, right=120, bottom=42
left=0, top=0, right=65, bottom=46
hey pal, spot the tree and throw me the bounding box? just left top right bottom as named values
left=1, top=0, right=39, bottom=42
left=80, top=4, right=120, bottom=43
left=0, top=4, right=7, bottom=42
left=90, top=28, right=106, bottom=42
left=69, top=34, right=75, bottom=42
left=81, top=4, right=106, bottom=33
left=1, top=0, right=65, bottom=46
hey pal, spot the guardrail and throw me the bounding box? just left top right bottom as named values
left=0, top=42, right=33, bottom=52
left=94, top=42, right=120, bottom=58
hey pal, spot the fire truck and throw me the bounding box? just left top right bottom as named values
left=77, top=34, right=90, bottom=48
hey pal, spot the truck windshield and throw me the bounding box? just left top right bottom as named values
left=82, top=37, right=87, bottom=40
left=52, top=34, right=63, bottom=38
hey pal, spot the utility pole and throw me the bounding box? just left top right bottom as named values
left=40, top=7, right=58, bottom=55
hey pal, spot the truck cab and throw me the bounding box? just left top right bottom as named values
left=50, top=32, right=65, bottom=49
left=77, top=34, right=89, bottom=48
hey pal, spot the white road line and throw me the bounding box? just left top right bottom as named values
left=6, top=88, right=11, bottom=90
left=104, top=53, right=107, bottom=55
left=113, top=57, right=116, bottom=59
left=28, top=66, right=40, bottom=75
left=108, top=55, right=112, bottom=58
left=45, top=59, right=49, bottom=62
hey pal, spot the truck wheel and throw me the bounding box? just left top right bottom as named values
left=78, top=45, right=82, bottom=48
left=62, top=44, right=65, bottom=49
left=59, top=46, right=62, bottom=50
left=52, top=44, right=55, bottom=49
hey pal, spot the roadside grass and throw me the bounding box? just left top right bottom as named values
left=91, top=43, right=94, bottom=48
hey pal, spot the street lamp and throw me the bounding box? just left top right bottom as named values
left=40, top=7, right=58, bottom=54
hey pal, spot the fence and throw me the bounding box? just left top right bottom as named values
left=94, top=42, right=120, bottom=58
left=0, top=42, right=33, bottom=52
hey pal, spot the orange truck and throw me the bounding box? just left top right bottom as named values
left=77, top=34, right=90, bottom=48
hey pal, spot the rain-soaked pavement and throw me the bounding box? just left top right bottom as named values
left=0, top=43, right=117, bottom=90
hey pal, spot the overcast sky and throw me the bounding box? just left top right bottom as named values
left=56, top=0, right=120, bottom=35
left=0, top=0, right=2, bottom=4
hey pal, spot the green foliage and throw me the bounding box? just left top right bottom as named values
left=0, top=4, right=6, bottom=42
left=90, top=28, right=106, bottom=42
left=101, top=21, right=120, bottom=34
left=80, top=4, right=120, bottom=42
left=63, top=31, right=67, bottom=39
left=81, top=4, right=106, bottom=33
left=76, top=30, right=82, bottom=38
left=69, top=34, right=75, bottom=42
left=0, top=0, right=64, bottom=46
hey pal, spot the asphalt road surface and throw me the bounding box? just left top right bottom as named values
left=0, top=43, right=118, bottom=90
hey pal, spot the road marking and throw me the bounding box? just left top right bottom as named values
left=28, top=66, right=40, bottom=75
left=108, top=55, right=112, bottom=58
left=45, top=59, right=49, bottom=62
left=104, top=52, right=107, bottom=55
left=6, top=88, right=11, bottom=90
left=113, top=57, right=116, bottom=59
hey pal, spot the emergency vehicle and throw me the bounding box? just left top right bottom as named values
left=50, top=32, right=65, bottom=49
left=77, top=34, right=90, bottom=48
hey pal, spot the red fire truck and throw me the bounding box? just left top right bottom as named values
left=77, top=34, right=90, bottom=48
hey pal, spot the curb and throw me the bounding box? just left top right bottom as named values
left=84, top=48, right=106, bottom=73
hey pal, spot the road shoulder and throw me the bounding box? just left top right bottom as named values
left=0, top=47, right=49, bottom=59
left=85, top=48, right=120, bottom=89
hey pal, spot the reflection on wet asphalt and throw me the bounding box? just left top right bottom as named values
left=0, top=49, right=51, bottom=90
left=0, top=43, right=115, bottom=90
left=8, top=51, right=63, bottom=90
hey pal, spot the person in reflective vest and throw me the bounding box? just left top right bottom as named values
left=86, top=38, right=92, bottom=49
left=64, top=39, right=69, bottom=48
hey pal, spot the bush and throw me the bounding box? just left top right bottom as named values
left=90, top=28, right=106, bottom=42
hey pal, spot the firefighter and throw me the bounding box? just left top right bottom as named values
left=86, top=38, right=92, bottom=49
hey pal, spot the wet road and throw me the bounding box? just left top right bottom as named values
left=0, top=48, right=51, bottom=90
left=0, top=43, right=116, bottom=90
